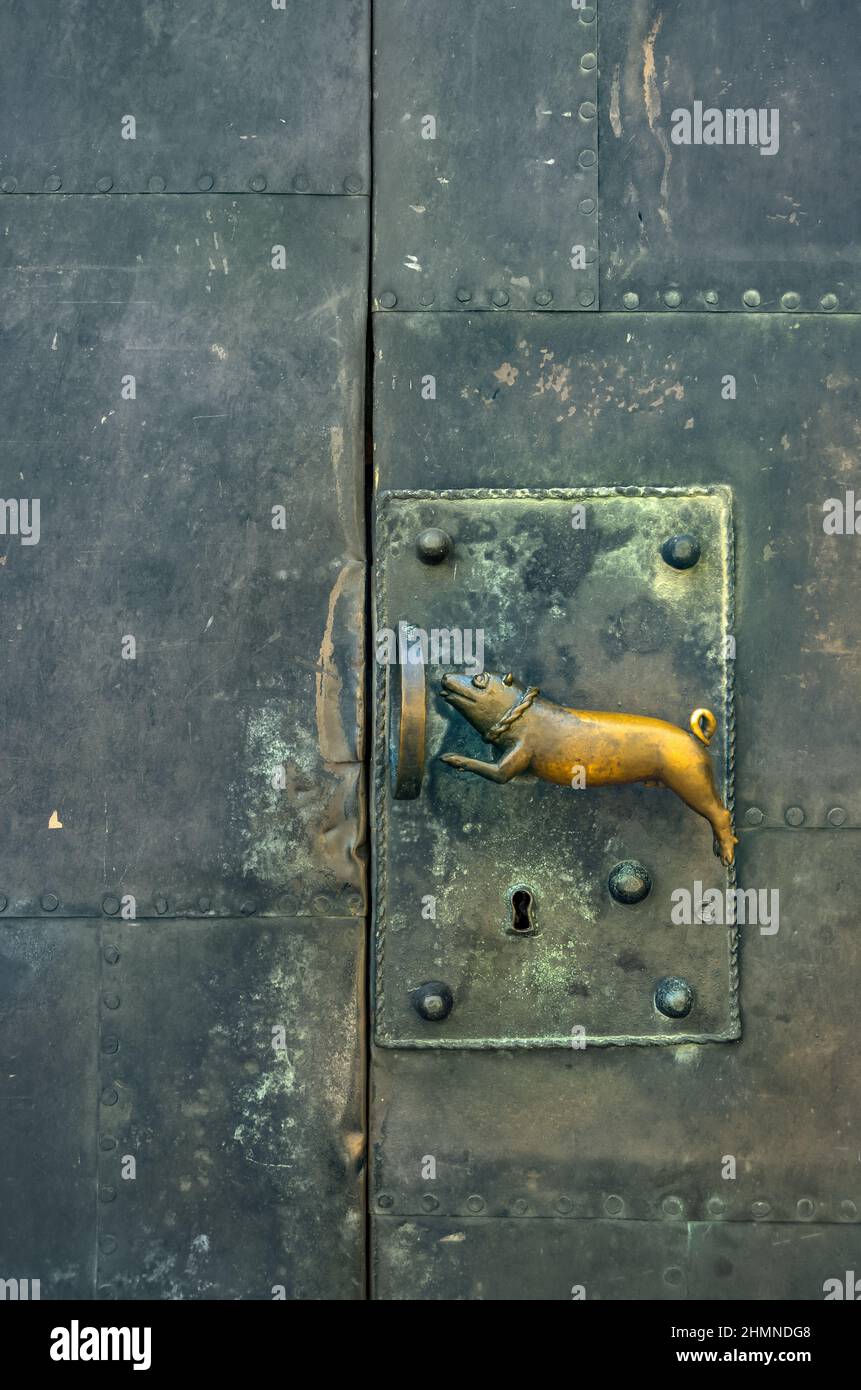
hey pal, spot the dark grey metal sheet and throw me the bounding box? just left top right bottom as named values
left=0, top=1, right=369, bottom=195
left=374, top=1216, right=861, bottom=1300
left=372, top=830, right=861, bottom=1226
left=0, top=194, right=367, bottom=918
left=375, top=488, right=737, bottom=1047
left=95, top=918, right=365, bottom=1300
left=0, top=922, right=98, bottom=1299
left=600, top=0, right=861, bottom=312
left=373, top=0, right=599, bottom=312
left=373, top=311, right=861, bottom=821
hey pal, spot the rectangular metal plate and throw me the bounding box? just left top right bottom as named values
left=373, top=0, right=598, bottom=312
left=0, top=194, right=367, bottom=918
left=374, top=487, right=736, bottom=1047
left=0, top=0, right=369, bottom=195
left=600, top=0, right=861, bottom=312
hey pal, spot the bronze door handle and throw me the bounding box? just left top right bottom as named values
left=391, top=623, right=426, bottom=799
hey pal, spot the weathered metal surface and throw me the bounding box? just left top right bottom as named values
left=374, top=489, right=737, bottom=1047
left=372, top=312, right=861, bottom=821
left=95, top=919, right=365, bottom=1300
left=0, top=194, right=367, bottom=917
left=0, top=922, right=98, bottom=1298
left=0, top=1, right=369, bottom=195
left=600, top=0, right=861, bottom=312
left=374, top=1217, right=861, bottom=1301
left=373, top=0, right=599, bottom=312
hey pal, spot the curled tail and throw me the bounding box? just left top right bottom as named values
left=690, top=707, right=717, bottom=746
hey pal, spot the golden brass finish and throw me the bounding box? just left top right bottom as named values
left=393, top=636, right=426, bottom=799
left=441, top=672, right=737, bottom=865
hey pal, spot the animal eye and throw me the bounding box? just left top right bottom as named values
left=502, top=672, right=514, bottom=686
left=472, top=672, right=490, bottom=688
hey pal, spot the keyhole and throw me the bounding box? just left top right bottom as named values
left=511, top=889, right=535, bottom=934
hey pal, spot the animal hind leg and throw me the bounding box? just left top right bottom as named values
left=662, top=757, right=738, bottom=866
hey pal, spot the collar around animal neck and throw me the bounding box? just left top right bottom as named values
left=485, top=686, right=540, bottom=743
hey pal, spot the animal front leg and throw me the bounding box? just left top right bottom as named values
left=441, top=743, right=529, bottom=784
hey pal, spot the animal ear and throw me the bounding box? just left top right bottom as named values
left=503, top=672, right=514, bottom=686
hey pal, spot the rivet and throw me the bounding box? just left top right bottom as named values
left=343, top=175, right=363, bottom=194
left=491, top=288, right=509, bottom=307
left=840, top=1199, right=858, bottom=1219
left=466, top=1195, right=485, bottom=1214
left=555, top=1196, right=573, bottom=1215
left=661, top=533, right=701, bottom=570
left=99, top=1187, right=117, bottom=1204
left=578, top=197, right=596, bottom=215
left=421, top=1193, right=439, bottom=1212
left=580, top=52, right=597, bottom=70
left=744, top=807, right=764, bottom=826
left=197, top=174, right=214, bottom=192
left=101, top=1088, right=118, bottom=1106
left=743, top=289, right=761, bottom=308
left=578, top=149, right=597, bottom=168
left=240, top=900, right=257, bottom=915
left=198, top=896, right=211, bottom=912
left=663, top=288, right=683, bottom=308
left=312, top=894, right=331, bottom=915
left=704, top=290, right=719, bottom=305
left=0, top=896, right=7, bottom=912
left=655, top=978, right=694, bottom=1020
left=663, top=1266, right=685, bottom=1287
left=249, top=175, right=267, bottom=192
left=102, top=895, right=120, bottom=916
left=413, top=980, right=454, bottom=1022
left=535, top=289, right=553, bottom=307
left=796, top=1198, right=815, bottom=1220
left=101, top=1036, right=119, bottom=1054
left=820, top=293, right=839, bottom=311
left=455, top=287, right=472, bottom=303
left=41, top=893, right=59, bottom=912
left=785, top=806, right=804, bottom=827
left=603, top=1194, right=624, bottom=1217
left=827, top=807, right=847, bottom=827
left=44, top=175, right=62, bottom=192
left=419, top=290, right=436, bottom=307
left=103, top=993, right=121, bottom=1010
left=99, top=1235, right=118, bottom=1254
left=148, top=176, right=166, bottom=193
left=99, top=1136, right=117, bottom=1151
left=662, top=1195, right=685, bottom=1218
left=377, top=1194, right=393, bottom=1209
left=96, top=176, right=113, bottom=193
left=578, top=5, right=597, bottom=22
left=512, top=1198, right=529, bottom=1216
left=608, top=860, right=651, bottom=905
left=751, top=1200, right=771, bottom=1219
left=379, top=291, right=397, bottom=309
left=578, top=290, right=596, bottom=307
left=579, top=101, right=597, bottom=120
left=706, top=1196, right=726, bottom=1217
left=155, top=896, right=168, bottom=915
left=622, top=291, right=640, bottom=309
left=292, top=174, right=310, bottom=193
left=103, top=945, right=120, bottom=965
left=1, top=177, right=18, bottom=193
left=781, top=291, right=800, bottom=311
left=415, top=527, right=453, bottom=564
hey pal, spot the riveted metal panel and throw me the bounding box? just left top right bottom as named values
left=0, top=921, right=99, bottom=1299
left=0, top=1, right=369, bottom=195
left=599, top=0, right=861, bottom=313
left=0, top=194, right=367, bottom=918
left=373, top=0, right=599, bottom=312
left=94, top=919, right=365, bottom=1300
left=374, top=488, right=737, bottom=1047
left=372, top=311, right=861, bottom=819
left=373, top=1216, right=861, bottom=1301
